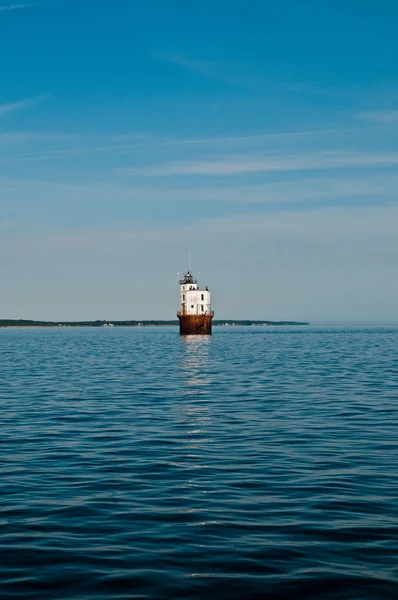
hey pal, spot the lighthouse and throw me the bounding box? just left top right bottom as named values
left=177, top=270, right=214, bottom=335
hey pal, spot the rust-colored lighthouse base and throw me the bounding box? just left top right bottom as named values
left=177, top=313, right=214, bottom=335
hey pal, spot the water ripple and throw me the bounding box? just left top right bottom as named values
left=1, top=326, right=397, bottom=599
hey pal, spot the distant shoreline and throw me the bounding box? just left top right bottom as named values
left=0, top=319, right=310, bottom=328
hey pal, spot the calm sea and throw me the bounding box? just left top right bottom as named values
left=1, top=326, right=397, bottom=599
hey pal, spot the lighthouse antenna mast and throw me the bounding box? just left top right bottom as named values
left=189, top=244, right=192, bottom=273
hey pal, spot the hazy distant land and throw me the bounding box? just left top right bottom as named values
left=0, top=319, right=309, bottom=328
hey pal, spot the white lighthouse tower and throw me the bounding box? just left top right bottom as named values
left=179, top=272, right=211, bottom=316
left=177, top=270, right=213, bottom=335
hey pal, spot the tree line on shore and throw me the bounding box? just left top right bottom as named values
left=0, top=319, right=309, bottom=327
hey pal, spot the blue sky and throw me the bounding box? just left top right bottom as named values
left=1, top=0, right=398, bottom=321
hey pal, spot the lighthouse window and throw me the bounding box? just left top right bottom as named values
left=191, top=305, right=194, bottom=309
left=183, top=294, right=185, bottom=301
left=201, top=305, right=204, bottom=312
left=201, top=294, right=204, bottom=301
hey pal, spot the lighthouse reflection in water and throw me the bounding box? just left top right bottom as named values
left=178, top=335, right=213, bottom=447
left=180, top=335, right=213, bottom=396
left=175, top=335, right=216, bottom=529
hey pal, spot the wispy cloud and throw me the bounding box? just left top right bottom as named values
left=153, top=51, right=214, bottom=75
left=152, top=51, right=250, bottom=86
left=2, top=172, right=397, bottom=225
left=152, top=51, right=340, bottom=93
left=356, top=110, right=398, bottom=122
left=0, top=129, right=351, bottom=161
left=0, top=3, right=36, bottom=11
left=121, top=151, right=398, bottom=177
left=0, top=95, right=47, bottom=115
left=138, top=128, right=355, bottom=149
left=0, top=127, right=354, bottom=163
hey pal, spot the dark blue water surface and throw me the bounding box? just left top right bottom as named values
left=1, top=326, right=397, bottom=599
